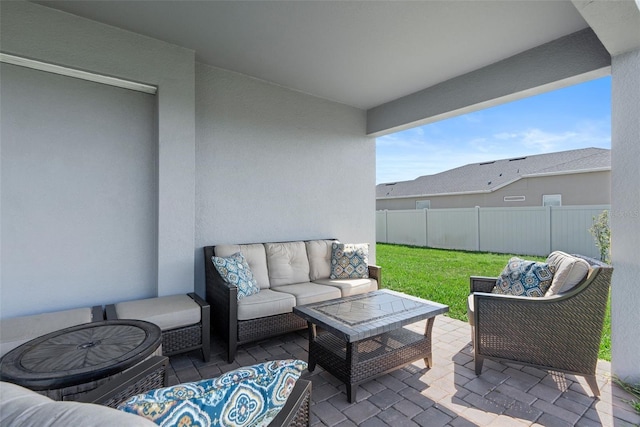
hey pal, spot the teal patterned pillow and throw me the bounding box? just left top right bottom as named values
left=493, top=257, right=556, bottom=297
left=118, top=359, right=307, bottom=427
left=330, top=242, right=369, bottom=279
left=212, top=252, right=260, bottom=300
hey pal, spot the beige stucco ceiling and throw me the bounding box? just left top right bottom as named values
left=33, top=1, right=592, bottom=110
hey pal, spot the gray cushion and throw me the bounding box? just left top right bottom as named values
left=237, top=289, right=296, bottom=321
left=0, top=308, right=94, bottom=358
left=114, top=294, right=200, bottom=331
left=265, top=242, right=310, bottom=287
left=305, top=239, right=335, bottom=281
left=312, top=278, right=378, bottom=297
left=0, top=382, right=155, bottom=427
left=272, top=282, right=341, bottom=306
left=545, top=251, right=590, bottom=296
left=215, top=244, right=270, bottom=289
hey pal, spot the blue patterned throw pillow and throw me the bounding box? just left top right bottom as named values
left=212, top=252, right=260, bottom=300
left=493, top=257, right=556, bottom=297
left=118, top=359, right=308, bottom=427
left=330, top=242, right=369, bottom=279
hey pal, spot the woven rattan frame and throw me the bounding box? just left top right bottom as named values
left=106, top=292, right=210, bottom=362
left=469, top=255, right=612, bottom=396
left=204, top=243, right=382, bottom=363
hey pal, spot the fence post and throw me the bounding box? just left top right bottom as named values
left=423, top=208, right=429, bottom=248
left=475, top=206, right=481, bottom=251
left=546, top=205, right=552, bottom=254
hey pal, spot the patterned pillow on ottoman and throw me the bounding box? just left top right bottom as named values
left=493, top=257, right=556, bottom=297
left=118, top=359, right=307, bottom=427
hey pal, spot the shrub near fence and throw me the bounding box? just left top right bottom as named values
left=376, top=205, right=610, bottom=258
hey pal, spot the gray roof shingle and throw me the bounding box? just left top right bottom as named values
left=377, top=147, right=610, bottom=198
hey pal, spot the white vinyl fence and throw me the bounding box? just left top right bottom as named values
left=376, top=205, right=610, bottom=258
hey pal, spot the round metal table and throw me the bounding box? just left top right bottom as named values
left=0, top=319, right=162, bottom=401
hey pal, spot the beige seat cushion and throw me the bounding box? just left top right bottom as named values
left=114, top=295, right=200, bottom=331
left=0, top=308, right=94, bottom=358
left=265, top=242, right=310, bottom=287
left=0, top=382, right=155, bottom=427
left=305, top=239, right=335, bottom=281
left=215, top=243, right=270, bottom=289
left=237, top=289, right=296, bottom=321
left=545, top=251, right=590, bottom=296
left=312, top=278, right=378, bottom=297
left=272, top=282, right=341, bottom=306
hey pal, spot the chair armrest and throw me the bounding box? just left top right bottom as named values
left=470, top=276, right=496, bottom=293
left=91, top=305, right=105, bottom=321
left=78, top=356, right=169, bottom=408
left=368, top=264, right=382, bottom=288
left=268, top=379, right=311, bottom=427
left=105, top=304, right=118, bottom=320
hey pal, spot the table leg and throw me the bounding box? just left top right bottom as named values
left=307, top=322, right=317, bottom=372
left=424, top=317, right=435, bottom=368
left=346, top=341, right=357, bottom=403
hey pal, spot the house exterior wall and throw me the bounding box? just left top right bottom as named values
left=0, top=1, right=196, bottom=317
left=1, top=63, right=158, bottom=318
left=194, top=64, right=376, bottom=296
left=376, top=171, right=610, bottom=210
left=0, top=1, right=376, bottom=317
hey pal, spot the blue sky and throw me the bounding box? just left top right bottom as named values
left=376, top=76, right=612, bottom=184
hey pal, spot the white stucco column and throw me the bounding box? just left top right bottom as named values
left=610, top=47, right=640, bottom=383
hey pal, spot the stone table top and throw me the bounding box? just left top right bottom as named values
left=293, top=289, right=449, bottom=342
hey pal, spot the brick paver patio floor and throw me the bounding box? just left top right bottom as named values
left=167, top=316, right=640, bottom=426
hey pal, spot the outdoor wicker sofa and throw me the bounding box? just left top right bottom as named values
left=1, top=355, right=312, bottom=427
left=204, top=239, right=381, bottom=362
left=468, top=253, right=612, bottom=396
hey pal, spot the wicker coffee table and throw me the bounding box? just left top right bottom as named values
left=294, top=289, right=448, bottom=402
left=0, top=319, right=162, bottom=401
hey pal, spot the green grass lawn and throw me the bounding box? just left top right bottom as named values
left=376, top=243, right=612, bottom=361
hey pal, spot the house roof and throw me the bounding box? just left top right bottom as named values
left=377, top=148, right=610, bottom=199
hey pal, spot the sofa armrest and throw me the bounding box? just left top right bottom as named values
left=204, top=246, right=238, bottom=363
left=368, top=264, right=382, bottom=288
left=268, top=379, right=311, bottom=427
left=469, top=276, right=496, bottom=293
left=78, top=356, right=169, bottom=408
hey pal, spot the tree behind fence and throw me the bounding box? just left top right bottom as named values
left=376, top=205, right=610, bottom=258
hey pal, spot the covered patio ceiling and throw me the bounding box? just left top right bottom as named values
left=33, top=1, right=628, bottom=112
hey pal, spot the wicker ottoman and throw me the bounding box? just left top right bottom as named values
left=106, top=293, right=210, bottom=362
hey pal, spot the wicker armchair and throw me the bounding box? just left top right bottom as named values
left=81, top=356, right=312, bottom=427
left=469, top=255, right=612, bottom=396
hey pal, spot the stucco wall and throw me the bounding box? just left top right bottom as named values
left=376, top=171, right=610, bottom=210
left=0, top=2, right=376, bottom=317
left=194, top=64, right=376, bottom=296
left=0, top=1, right=195, bottom=316
left=1, top=63, right=157, bottom=318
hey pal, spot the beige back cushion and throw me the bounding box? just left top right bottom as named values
left=215, top=243, right=270, bottom=289
left=265, top=241, right=310, bottom=287
left=305, top=239, right=335, bottom=281
left=545, top=251, right=590, bottom=296
left=0, top=308, right=93, bottom=358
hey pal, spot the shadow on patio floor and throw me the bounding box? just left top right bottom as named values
left=167, top=316, right=639, bottom=426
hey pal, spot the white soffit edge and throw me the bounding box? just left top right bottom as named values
left=0, top=53, right=157, bottom=94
